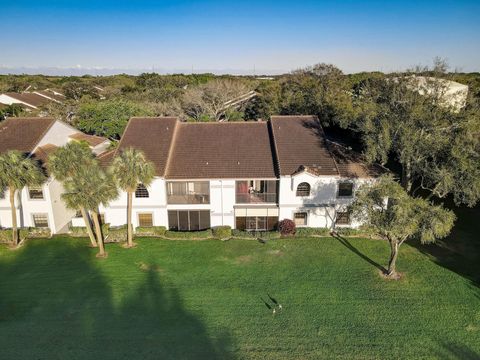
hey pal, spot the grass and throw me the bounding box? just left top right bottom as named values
left=0, top=208, right=479, bottom=359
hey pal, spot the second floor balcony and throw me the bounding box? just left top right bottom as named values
left=166, top=181, right=210, bottom=204
left=235, top=180, right=278, bottom=204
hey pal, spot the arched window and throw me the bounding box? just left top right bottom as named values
left=296, top=182, right=310, bottom=197
left=135, top=184, right=149, bottom=198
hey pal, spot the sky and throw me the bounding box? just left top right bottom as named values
left=2, top=0, right=480, bottom=75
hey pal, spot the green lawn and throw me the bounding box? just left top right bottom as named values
left=0, top=209, right=479, bottom=359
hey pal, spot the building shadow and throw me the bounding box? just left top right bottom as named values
left=332, top=233, right=386, bottom=273
left=0, top=239, right=236, bottom=360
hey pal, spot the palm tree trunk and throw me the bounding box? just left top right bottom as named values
left=9, top=188, right=18, bottom=246
left=91, top=210, right=106, bottom=257
left=127, top=191, right=133, bottom=247
left=387, top=239, right=399, bottom=277
left=80, top=207, right=97, bottom=247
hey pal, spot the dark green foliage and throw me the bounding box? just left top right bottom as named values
left=0, top=228, right=51, bottom=243
left=211, top=226, right=232, bottom=239
left=105, top=225, right=128, bottom=243
left=164, top=229, right=213, bottom=240
left=75, top=99, right=153, bottom=139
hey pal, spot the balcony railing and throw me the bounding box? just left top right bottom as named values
left=235, top=192, right=277, bottom=204
left=167, top=194, right=210, bottom=204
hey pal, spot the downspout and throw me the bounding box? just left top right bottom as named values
left=220, top=180, right=224, bottom=226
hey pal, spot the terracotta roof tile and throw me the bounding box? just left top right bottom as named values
left=270, top=115, right=339, bottom=176
left=69, top=132, right=108, bottom=147
left=166, top=122, right=277, bottom=179
left=0, top=117, right=56, bottom=155
left=4, top=92, right=51, bottom=108
left=32, top=143, right=58, bottom=168
left=115, top=117, right=178, bottom=176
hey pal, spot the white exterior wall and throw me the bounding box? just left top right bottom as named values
left=99, top=178, right=168, bottom=228
left=34, top=120, right=79, bottom=150
left=48, top=180, right=76, bottom=233
left=92, top=141, right=111, bottom=155
left=278, top=172, right=372, bottom=229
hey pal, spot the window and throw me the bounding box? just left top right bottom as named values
left=235, top=216, right=278, bottom=231
left=32, top=213, right=49, bottom=228
left=294, top=212, right=307, bottom=226
left=335, top=211, right=350, bottom=225
left=168, top=210, right=210, bottom=231
left=135, top=184, right=149, bottom=198
left=296, top=182, right=311, bottom=197
left=337, top=182, right=353, bottom=197
left=28, top=186, right=44, bottom=200
left=138, top=213, right=153, bottom=227
left=235, top=180, right=278, bottom=203
left=166, top=181, right=210, bottom=204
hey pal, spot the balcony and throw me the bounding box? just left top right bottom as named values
left=166, top=194, right=210, bottom=205
left=166, top=181, right=210, bottom=205
left=235, top=180, right=278, bottom=204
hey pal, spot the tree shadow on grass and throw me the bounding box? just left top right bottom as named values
left=332, top=233, right=386, bottom=273
left=0, top=239, right=235, bottom=360
left=409, top=205, right=480, bottom=289
left=433, top=341, right=480, bottom=360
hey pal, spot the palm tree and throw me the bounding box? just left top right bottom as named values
left=112, top=148, right=154, bottom=248
left=62, top=163, right=118, bottom=258
left=0, top=151, right=45, bottom=246
left=48, top=142, right=98, bottom=247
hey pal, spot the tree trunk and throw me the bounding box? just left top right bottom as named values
left=80, top=207, right=97, bottom=248
left=387, top=239, right=399, bottom=277
left=91, top=210, right=106, bottom=257
left=126, top=191, right=134, bottom=247
left=9, top=188, right=18, bottom=246
left=401, top=162, right=412, bottom=193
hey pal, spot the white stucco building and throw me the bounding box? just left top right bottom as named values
left=0, top=117, right=110, bottom=233
left=1, top=115, right=383, bottom=235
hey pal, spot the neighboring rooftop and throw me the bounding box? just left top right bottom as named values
left=32, top=143, right=58, bottom=167
left=0, top=117, right=56, bottom=154
left=69, top=132, right=108, bottom=147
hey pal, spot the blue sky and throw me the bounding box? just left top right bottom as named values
left=2, top=0, right=480, bottom=74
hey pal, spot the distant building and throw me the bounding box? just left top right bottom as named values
left=0, top=89, right=65, bottom=110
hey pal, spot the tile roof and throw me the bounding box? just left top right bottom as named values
left=326, top=141, right=387, bottom=178
left=32, top=143, right=58, bottom=168
left=69, top=132, right=108, bottom=147
left=0, top=117, right=56, bottom=155
left=270, top=115, right=339, bottom=176
left=165, top=122, right=277, bottom=179
left=110, top=115, right=385, bottom=180
left=97, top=149, right=116, bottom=168
left=115, top=117, right=178, bottom=176
left=4, top=92, right=51, bottom=108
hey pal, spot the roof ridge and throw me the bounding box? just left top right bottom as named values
left=267, top=119, right=282, bottom=176
left=28, top=118, right=57, bottom=157
left=164, top=119, right=180, bottom=177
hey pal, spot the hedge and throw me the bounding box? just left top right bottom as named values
left=163, top=229, right=212, bottom=240
left=211, top=226, right=232, bottom=239
left=135, top=226, right=167, bottom=237
left=69, top=223, right=109, bottom=238
left=231, top=229, right=281, bottom=239
left=105, top=225, right=128, bottom=243
left=295, top=227, right=331, bottom=237
left=0, top=227, right=51, bottom=243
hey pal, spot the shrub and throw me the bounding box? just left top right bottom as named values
left=278, top=219, right=296, bottom=236
left=231, top=230, right=280, bottom=239
left=69, top=226, right=89, bottom=237
left=295, top=227, right=330, bottom=237
left=0, top=227, right=50, bottom=243
left=105, top=225, right=127, bottom=243
left=135, top=226, right=167, bottom=237
left=212, top=226, right=232, bottom=239
left=164, top=229, right=212, bottom=240
left=335, top=226, right=376, bottom=238
left=26, top=227, right=51, bottom=238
